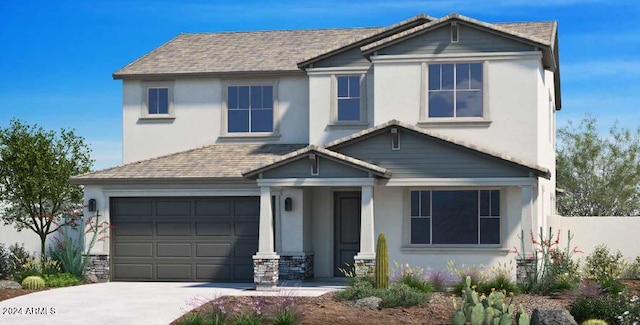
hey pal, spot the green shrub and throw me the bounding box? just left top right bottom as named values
left=42, top=273, right=83, bottom=287
left=232, top=313, right=264, bottom=325
left=0, top=243, right=10, bottom=279
left=585, top=244, right=624, bottom=293
left=270, top=308, right=297, bottom=325
left=391, top=262, right=434, bottom=294
left=570, top=294, right=628, bottom=324
left=22, top=275, right=45, bottom=290
left=7, top=243, right=38, bottom=282
left=335, top=276, right=378, bottom=301
left=177, top=312, right=205, bottom=325
left=478, top=273, right=518, bottom=295
left=621, top=256, right=640, bottom=280
left=378, top=283, right=429, bottom=308
left=49, top=230, right=87, bottom=279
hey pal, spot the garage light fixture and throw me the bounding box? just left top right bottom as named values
left=88, top=199, right=97, bottom=212
left=284, top=197, right=293, bottom=211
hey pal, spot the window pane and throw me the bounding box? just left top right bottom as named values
left=250, top=109, right=273, bottom=132
left=428, top=64, right=440, bottom=90
left=480, top=218, right=500, bottom=244
left=480, top=190, right=490, bottom=216
left=432, top=191, right=478, bottom=244
left=470, top=63, right=483, bottom=89
left=349, top=76, right=360, bottom=97
left=411, top=218, right=430, bottom=244
left=158, top=88, right=168, bottom=114
left=428, top=91, right=454, bottom=117
left=251, top=86, right=262, bottom=109
left=228, top=110, right=249, bottom=133
left=148, top=88, right=158, bottom=114
left=456, top=63, right=470, bottom=90
left=441, top=64, right=454, bottom=90
left=411, top=191, right=420, bottom=216
left=228, top=87, right=238, bottom=109
left=238, top=86, right=250, bottom=109
left=456, top=90, right=483, bottom=117
left=491, top=190, right=500, bottom=216
left=262, top=86, right=273, bottom=108
left=337, top=76, right=349, bottom=97
left=421, top=191, right=430, bottom=217
left=337, top=99, right=360, bottom=121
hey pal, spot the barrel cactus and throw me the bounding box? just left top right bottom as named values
left=22, top=275, right=45, bottom=290
left=375, top=233, right=389, bottom=289
left=581, top=320, right=608, bottom=325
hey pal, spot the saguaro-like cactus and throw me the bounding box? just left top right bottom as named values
left=375, top=233, right=389, bottom=289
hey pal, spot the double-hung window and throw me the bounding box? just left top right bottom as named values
left=410, top=190, right=500, bottom=245
left=227, top=85, right=274, bottom=133
left=147, top=88, right=169, bottom=115
left=336, top=75, right=361, bottom=122
left=428, top=63, right=483, bottom=118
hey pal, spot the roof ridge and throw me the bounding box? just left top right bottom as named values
left=180, top=26, right=381, bottom=36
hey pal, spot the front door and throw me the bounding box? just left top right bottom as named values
left=334, top=191, right=361, bottom=277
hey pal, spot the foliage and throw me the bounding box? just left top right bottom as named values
left=42, top=273, right=82, bottom=287
left=447, top=261, right=488, bottom=294
left=570, top=294, right=629, bottom=324
left=335, top=276, right=429, bottom=308
left=557, top=116, right=640, bottom=216
left=426, top=268, right=451, bottom=292
left=581, top=320, right=609, bottom=325
left=0, top=119, right=93, bottom=268
left=621, top=256, right=640, bottom=280
left=21, top=275, right=45, bottom=290
left=0, top=243, right=9, bottom=279
left=269, top=292, right=300, bottom=325
left=391, top=262, right=434, bottom=293
left=617, top=295, right=640, bottom=325
left=176, top=312, right=207, bottom=325
left=375, top=233, right=389, bottom=289
left=585, top=244, right=625, bottom=294
left=10, top=251, right=40, bottom=282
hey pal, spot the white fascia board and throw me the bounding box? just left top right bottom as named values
left=102, top=188, right=261, bottom=197
left=257, top=178, right=376, bottom=187
left=306, top=66, right=371, bottom=75
left=371, top=51, right=542, bottom=64
left=382, top=177, right=536, bottom=187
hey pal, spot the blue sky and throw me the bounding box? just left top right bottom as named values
left=1, top=0, right=638, bottom=170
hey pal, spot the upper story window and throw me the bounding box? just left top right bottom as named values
left=410, top=189, right=500, bottom=245
left=428, top=63, right=483, bottom=118
left=336, top=75, right=361, bottom=121
left=227, top=85, right=274, bottom=133
left=141, top=82, right=173, bottom=119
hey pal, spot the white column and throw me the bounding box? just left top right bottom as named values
left=255, top=186, right=278, bottom=258
left=355, top=185, right=375, bottom=259
left=520, top=185, right=534, bottom=253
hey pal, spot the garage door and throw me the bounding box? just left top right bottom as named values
left=111, top=197, right=259, bottom=282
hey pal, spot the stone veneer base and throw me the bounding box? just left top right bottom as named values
left=354, top=257, right=376, bottom=277
left=279, top=254, right=314, bottom=280
left=86, top=254, right=110, bottom=282
left=253, top=256, right=279, bottom=290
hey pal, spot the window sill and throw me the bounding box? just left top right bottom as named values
left=218, top=133, right=281, bottom=141
left=137, top=116, right=175, bottom=123
left=401, top=245, right=508, bottom=254
left=417, top=119, right=491, bottom=128
left=326, top=122, right=369, bottom=129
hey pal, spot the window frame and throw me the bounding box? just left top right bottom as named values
left=141, top=81, right=174, bottom=119
left=419, top=61, right=490, bottom=126
left=221, top=80, right=279, bottom=137
left=405, top=188, right=503, bottom=247
left=331, top=74, right=367, bottom=125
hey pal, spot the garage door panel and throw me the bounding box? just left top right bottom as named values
left=234, top=264, right=254, bottom=280
left=235, top=243, right=258, bottom=257
left=196, top=243, right=231, bottom=257
left=156, top=222, right=192, bottom=236
left=115, top=264, right=153, bottom=280
left=196, top=222, right=231, bottom=236
left=196, top=264, right=231, bottom=281
left=157, top=243, right=191, bottom=257
left=234, top=221, right=259, bottom=237
left=195, top=200, right=231, bottom=216
left=115, top=222, right=153, bottom=236
left=157, top=264, right=192, bottom=280
left=234, top=199, right=260, bottom=216
left=115, top=243, right=153, bottom=257
left=114, top=199, right=153, bottom=217
left=156, top=200, right=191, bottom=216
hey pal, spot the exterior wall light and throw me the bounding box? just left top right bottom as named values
left=284, top=197, right=293, bottom=211
left=88, top=199, right=97, bottom=212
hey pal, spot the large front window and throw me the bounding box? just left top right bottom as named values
left=410, top=190, right=500, bottom=245
left=336, top=75, right=361, bottom=121
left=428, top=63, right=483, bottom=118
left=227, top=85, right=274, bottom=133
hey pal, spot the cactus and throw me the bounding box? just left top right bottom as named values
left=452, top=298, right=466, bottom=325
left=516, top=303, right=530, bottom=325
left=374, top=233, right=389, bottom=289
left=471, top=304, right=485, bottom=325
left=22, top=275, right=45, bottom=290
left=581, top=320, right=608, bottom=325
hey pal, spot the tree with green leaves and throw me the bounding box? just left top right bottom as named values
left=557, top=116, right=640, bottom=216
left=0, top=119, right=92, bottom=266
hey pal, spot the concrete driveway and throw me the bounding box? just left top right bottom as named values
left=0, top=282, right=342, bottom=325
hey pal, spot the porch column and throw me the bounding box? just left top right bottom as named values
left=516, top=185, right=535, bottom=284
left=253, top=186, right=279, bottom=290
left=354, top=185, right=376, bottom=276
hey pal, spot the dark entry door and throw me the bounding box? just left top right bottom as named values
left=334, top=191, right=361, bottom=277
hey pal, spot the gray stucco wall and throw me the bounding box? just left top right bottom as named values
left=261, top=156, right=369, bottom=178
left=312, top=47, right=372, bottom=68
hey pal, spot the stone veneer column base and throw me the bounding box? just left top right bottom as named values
left=86, top=254, right=110, bottom=282
left=253, top=255, right=279, bottom=290
left=279, top=254, right=314, bottom=280
left=354, top=257, right=376, bottom=277
left=516, top=257, right=538, bottom=284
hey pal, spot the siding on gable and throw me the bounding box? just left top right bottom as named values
left=332, top=130, right=529, bottom=178
left=378, top=24, right=535, bottom=56
left=261, top=156, right=369, bottom=178
left=312, top=47, right=372, bottom=68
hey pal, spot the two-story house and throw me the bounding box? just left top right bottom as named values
left=71, top=13, right=560, bottom=288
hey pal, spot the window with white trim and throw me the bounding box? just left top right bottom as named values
left=410, top=190, right=500, bottom=245
left=142, top=82, right=173, bottom=117
left=336, top=75, right=361, bottom=121
left=227, top=85, right=274, bottom=133
left=428, top=63, right=483, bottom=118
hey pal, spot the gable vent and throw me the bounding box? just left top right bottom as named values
left=391, top=127, right=400, bottom=150
left=451, top=22, right=459, bottom=43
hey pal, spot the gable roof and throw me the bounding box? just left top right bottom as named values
left=242, top=145, right=391, bottom=179
left=325, top=120, right=551, bottom=179
left=70, top=143, right=306, bottom=184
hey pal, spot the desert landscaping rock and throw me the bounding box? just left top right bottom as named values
left=531, top=308, right=578, bottom=325
left=0, top=280, right=22, bottom=289
left=352, top=296, right=382, bottom=309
